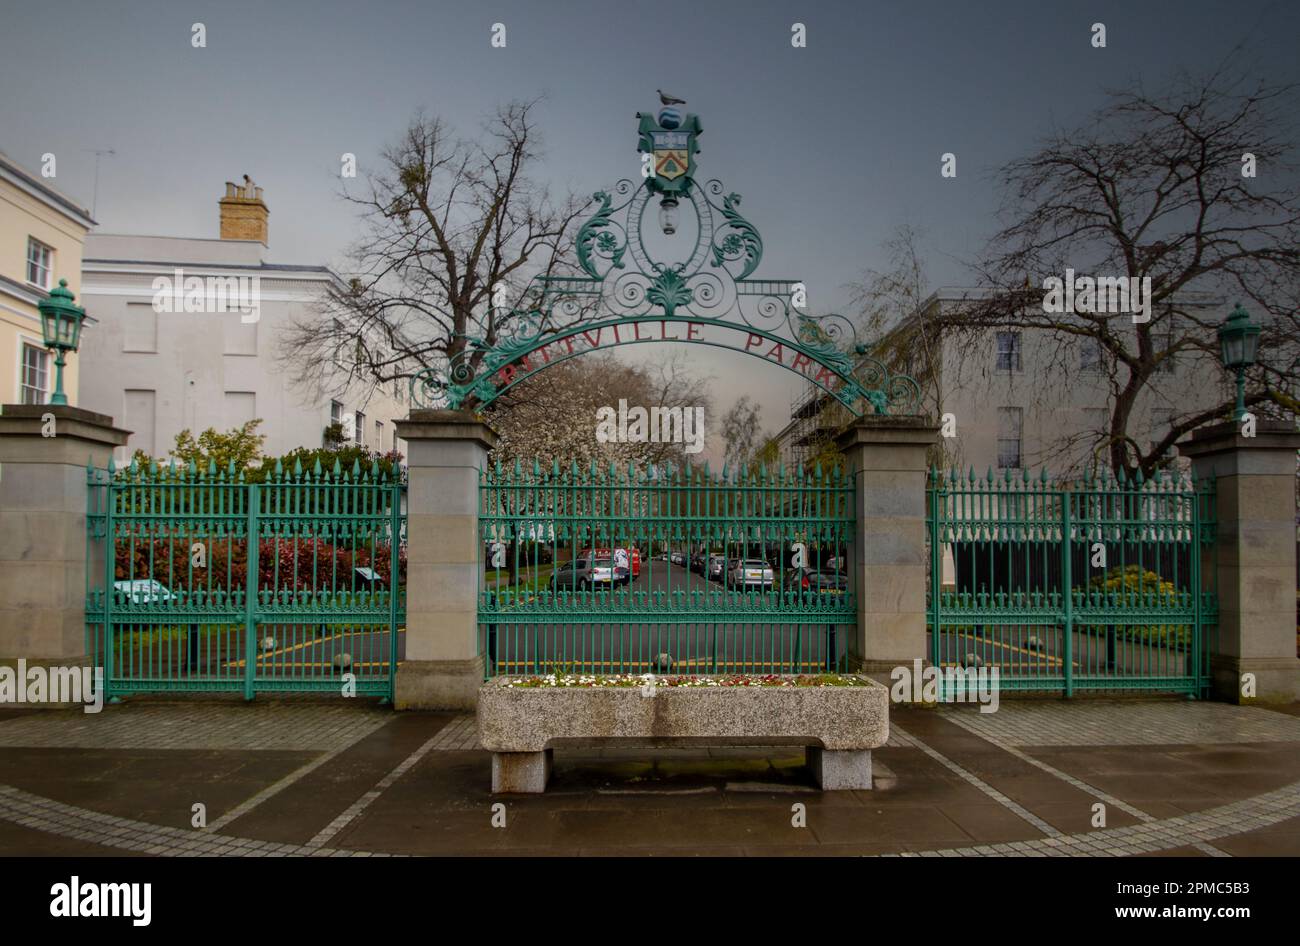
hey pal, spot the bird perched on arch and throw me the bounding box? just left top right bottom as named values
left=657, top=89, right=687, bottom=106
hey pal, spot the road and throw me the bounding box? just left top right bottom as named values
left=484, top=560, right=852, bottom=675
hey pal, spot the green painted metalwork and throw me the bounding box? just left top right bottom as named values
left=85, top=457, right=406, bottom=699
left=926, top=466, right=1218, bottom=697
left=636, top=109, right=701, bottom=196
left=478, top=459, right=856, bottom=677
left=410, top=107, right=921, bottom=417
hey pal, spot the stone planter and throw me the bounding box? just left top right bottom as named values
left=477, top=676, right=889, bottom=792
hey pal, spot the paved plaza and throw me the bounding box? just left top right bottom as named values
left=1, top=698, right=1298, bottom=857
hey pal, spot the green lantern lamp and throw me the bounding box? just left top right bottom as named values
left=1216, top=303, right=1261, bottom=423
left=36, top=279, right=87, bottom=406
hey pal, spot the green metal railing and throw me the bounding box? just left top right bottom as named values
left=479, top=459, right=856, bottom=676
left=926, top=466, right=1217, bottom=697
left=86, top=457, right=406, bottom=699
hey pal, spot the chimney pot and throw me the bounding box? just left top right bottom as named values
left=219, top=177, right=269, bottom=245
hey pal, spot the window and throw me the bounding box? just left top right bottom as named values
left=995, top=331, right=1021, bottom=372
left=224, top=392, right=256, bottom=429
left=223, top=316, right=257, bottom=356
left=375, top=420, right=383, bottom=449
left=124, top=389, right=157, bottom=459
left=124, top=303, right=159, bottom=352
left=996, top=407, right=1023, bottom=470
left=1080, top=337, right=1103, bottom=372
left=1149, top=408, right=1175, bottom=451
left=1084, top=408, right=1109, bottom=435
left=20, top=343, right=49, bottom=404
left=332, top=320, right=345, bottom=369
left=355, top=410, right=366, bottom=446
left=330, top=400, right=343, bottom=425
left=26, top=238, right=53, bottom=289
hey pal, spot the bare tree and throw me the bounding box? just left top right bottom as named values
left=281, top=100, right=587, bottom=409
left=926, top=64, right=1300, bottom=478
left=720, top=396, right=763, bottom=472
left=850, top=224, right=944, bottom=418
left=486, top=352, right=710, bottom=470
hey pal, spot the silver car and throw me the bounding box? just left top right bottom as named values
left=550, top=557, right=619, bottom=591
left=727, top=559, right=774, bottom=590
left=707, top=554, right=729, bottom=581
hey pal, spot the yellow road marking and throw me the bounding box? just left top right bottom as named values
left=947, top=630, right=1075, bottom=668
left=224, top=626, right=405, bottom=670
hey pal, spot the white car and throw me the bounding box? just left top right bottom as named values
left=112, top=579, right=174, bottom=604
left=728, top=559, right=774, bottom=590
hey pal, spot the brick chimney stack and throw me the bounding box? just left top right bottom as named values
left=218, top=175, right=269, bottom=244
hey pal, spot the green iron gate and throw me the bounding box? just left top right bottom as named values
left=927, top=466, right=1217, bottom=697
left=86, top=457, right=406, bottom=699
left=478, top=459, right=856, bottom=677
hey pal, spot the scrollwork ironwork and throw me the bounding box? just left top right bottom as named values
left=410, top=152, right=921, bottom=418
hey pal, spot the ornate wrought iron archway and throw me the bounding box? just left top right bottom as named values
left=411, top=106, right=919, bottom=416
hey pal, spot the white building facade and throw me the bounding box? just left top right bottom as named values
left=78, top=181, right=407, bottom=462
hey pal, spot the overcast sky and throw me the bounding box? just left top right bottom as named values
left=2, top=0, right=1296, bottom=442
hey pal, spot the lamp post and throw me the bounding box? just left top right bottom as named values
left=36, top=279, right=87, bottom=406
left=1217, top=302, right=1261, bottom=423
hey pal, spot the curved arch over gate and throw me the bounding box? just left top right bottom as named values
left=411, top=107, right=920, bottom=416
left=420, top=314, right=918, bottom=416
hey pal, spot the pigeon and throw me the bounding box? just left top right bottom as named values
left=657, top=89, right=686, bottom=106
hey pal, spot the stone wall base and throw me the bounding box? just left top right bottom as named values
left=1209, top=654, right=1300, bottom=704
left=806, top=747, right=873, bottom=790
left=394, top=656, right=484, bottom=711
left=492, top=749, right=553, bottom=793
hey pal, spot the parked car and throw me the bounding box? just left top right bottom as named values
left=783, top=568, right=848, bottom=595
left=727, top=559, right=775, bottom=590
left=670, top=551, right=687, bottom=567
left=824, top=556, right=846, bottom=572
left=550, top=556, right=622, bottom=591
left=706, top=554, right=729, bottom=581
left=112, top=579, right=174, bottom=605
left=582, top=548, right=635, bottom=585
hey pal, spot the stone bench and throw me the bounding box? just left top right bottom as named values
left=477, top=676, right=889, bottom=792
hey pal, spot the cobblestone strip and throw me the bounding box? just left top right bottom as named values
left=305, top=729, right=446, bottom=848
left=889, top=721, right=1062, bottom=838
left=0, top=703, right=393, bottom=751
left=938, top=711, right=1230, bottom=857
left=936, top=701, right=1300, bottom=747
left=426, top=715, right=480, bottom=750
left=0, top=784, right=392, bottom=857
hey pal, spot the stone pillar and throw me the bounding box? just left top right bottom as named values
left=1180, top=420, right=1300, bottom=703
left=0, top=405, right=128, bottom=686
left=392, top=409, right=498, bottom=710
left=834, top=415, right=940, bottom=682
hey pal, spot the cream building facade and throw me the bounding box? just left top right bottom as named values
left=0, top=151, right=96, bottom=407
left=776, top=288, right=1233, bottom=477
left=78, top=179, right=407, bottom=462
